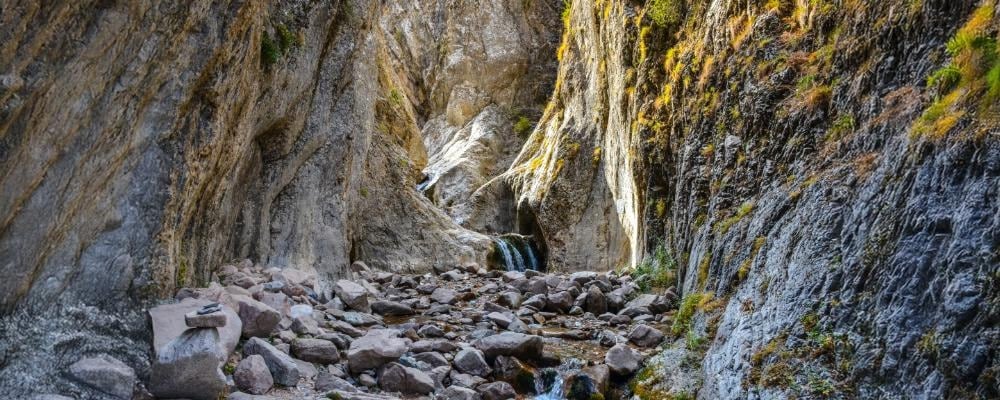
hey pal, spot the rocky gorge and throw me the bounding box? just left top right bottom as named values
left=1, top=0, right=999, bottom=399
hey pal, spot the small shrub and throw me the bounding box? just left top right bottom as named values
left=261, top=32, right=280, bottom=67
left=592, top=146, right=602, bottom=165
left=514, top=116, right=533, bottom=137
left=716, top=201, right=754, bottom=234
left=672, top=292, right=703, bottom=336
left=647, top=0, right=684, bottom=28
left=826, top=114, right=855, bottom=141
left=633, top=243, right=676, bottom=292
left=276, top=24, right=301, bottom=53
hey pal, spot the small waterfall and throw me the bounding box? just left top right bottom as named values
left=533, top=369, right=564, bottom=400
left=493, top=234, right=543, bottom=272
left=495, top=238, right=520, bottom=271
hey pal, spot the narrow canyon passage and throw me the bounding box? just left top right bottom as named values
left=1, top=0, right=998, bottom=399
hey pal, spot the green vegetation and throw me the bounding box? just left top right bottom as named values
left=261, top=23, right=303, bottom=68
left=915, top=4, right=998, bottom=138
left=514, top=116, right=534, bottom=137
left=672, top=292, right=703, bottom=336
left=716, top=201, right=754, bottom=234
left=633, top=243, right=677, bottom=292
left=696, top=251, right=712, bottom=287
left=647, top=0, right=684, bottom=28
left=826, top=114, right=855, bottom=142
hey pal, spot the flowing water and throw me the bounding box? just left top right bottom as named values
left=493, top=234, right=542, bottom=271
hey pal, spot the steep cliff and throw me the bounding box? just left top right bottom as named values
left=514, top=0, right=999, bottom=398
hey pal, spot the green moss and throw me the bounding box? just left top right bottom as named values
left=826, top=114, right=855, bottom=142
left=388, top=89, right=404, bottom=108
left=672, top=292, right=703, bottom=336
left=716, top=201, right=754, bottom=234
left=276, top=24, right=302, bottom=53
left=514, top=116, right=534, bottom=137
left=647, top=0, right=684, bottom=27
left=696, top=251, right=712, bottom=287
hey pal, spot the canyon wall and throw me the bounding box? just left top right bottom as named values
left=520, top=0, right=998, bottom=397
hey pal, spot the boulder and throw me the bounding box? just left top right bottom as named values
left=346, top=334, right=408, bottom=373
left=628, top=324, right=665, bottom=348
left=473, top=332, right=543, bottom=361
left=414, top=351, right=450, bottom=368
left=479, top=381, right=516, bottom=400
left=235, top=295, right=281, bottom=338
left=371, top=300, right=415, bottom=316
left=377, top=362, right=435, bottom=395
left=67, top=355, right=136, bottom=399
left=485, top=311, right=515, bottom=328
left=605, top=344, right=642, bottom=376
left=291, top=338, right=341, bottom=364
left=584, top=285, right=607, bottom=315
left=430, top=288, right=459, bottom=305
left=243, top=337, right=301, bottom=386
left=234, top=355, right=273, bottom=395
left=545, top=291, right=573, bottom=313
left=440, top=385, right=481, bottom=400
left=315, top=370, right=358, bottom=392
left=149, top=328, right=227, bottom=400
left=409, top=339, right=458, bottom=353
left=453, top=348, right=492, bottom=377
left=149, top=298, right=241, bottom=358
left=492, top=355, right=534, bottom=393
left=334, top=280, right=371, bottom=313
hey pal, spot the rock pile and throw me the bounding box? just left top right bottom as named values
left=138, top=260, right=677, bottom=399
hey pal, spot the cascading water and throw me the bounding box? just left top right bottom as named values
left=493, top=234, right=543, bottom=271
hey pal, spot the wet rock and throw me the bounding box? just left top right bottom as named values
left=492, top=355, right=535, bottom=393
left=335, top=280, right=372, bottom=313
left=454, top=348, right=492, bottom=377
left=605, top=344, right=642, bottom=376
left=582, top=364, right=610, bottom=396
left=235, top=295, right=282, bottom=338
left=628, top=324, right=665, bottom=347
left=292, top=338, right=341, bottom=364
left=377, top=362, right=435, bottom=395
left=371, top=300, right=415, bottom=316
left=67, top=355, right=136, bottom=399
left=149, top=328, right=227, bottom=400
left=597, top=330, right=626, bottom=347
left=346, top=333, right=408, bottom=373
left=243, top=337, right=301, bottom=387
left=441, top=385, right=481, bottom=400
left=479, top=381, right=516, bottom=400
left=234, top=354, right=273, bottom=395
left=473, top=332, right=543, bottom=361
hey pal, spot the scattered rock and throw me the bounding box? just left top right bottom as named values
left=371, top=300, right=415, bottom=316
left=605, top=344, right=643, bottom=376
left=479, top=381, right=516, bottom=400
left=454, top=348, right=492, bottom=377
left=346, top=333, right=408, bottom=373
left=235, top=295, right=281, bottom=338
left=335, top=280, right=372, bottom=313
left=628, top=324, right=665, bottom=348
left=473, top=332, right=543, bottom=361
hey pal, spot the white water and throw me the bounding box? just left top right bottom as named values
left=523, top=240, right=540, bottom=270
left=533, top=372, right=564, bottom=400
left=495, top=238, right=521, bottom=271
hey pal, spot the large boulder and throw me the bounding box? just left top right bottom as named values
left=149, top=328, right=227, bottom=400
left=430, top=288, right=459, bottom=305
left=479, top=381, right=516, bottom=400
left=291, top=338, right=341, bottom=364
left=346, top=333, right=409, bottom=373
left=473, top=332, right=543, bottom=361
left=605, top=344, right=642, bottom=376
left=234, top=354, right=274, bottom=395
left=234, top=295, right=281, bottom=338
left=67, top=355, right=136, bottom=399
left=377, top=362, right=435, bottom=395
left=584, top=285, right=607, bottom=315
left=335, top=280, right=371, bottom=313
left=243, top=337, right=301, bottom=386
